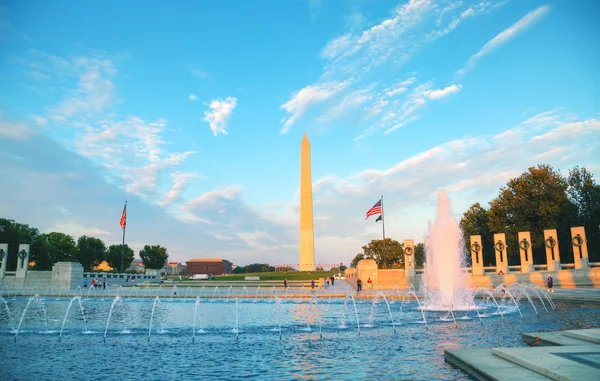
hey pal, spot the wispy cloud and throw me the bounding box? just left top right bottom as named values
left=188, top=94, right=199, bottom=101
left=424, top=84, right=462, bottom=100
left=282, top=0, right=502, bottom=137
left=159, top=172, right=203, bottom=207
left=280, top=81, right=350, bottom=134
left=191, top=68, right=209, bottom=79
left=203, top=97, right=237, bottom=136
left=0, top=110, right=35, bottom=140
left=457, top=5, right=551, bottom=75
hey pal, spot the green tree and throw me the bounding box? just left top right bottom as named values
left=361, top=238, right=403, bottom=269
left=0, top=218, right=39, bottom=270
left=487, top=165, right=577, bottom=264
left=460, top=203, right=495, bottom=266
left=413, top=242, right=426, bottom=269
left=30, top=232, right=77, bottom=270
left=139, top=244, right=169, bottom=270
left=106, top=244, right=135, bottom=273
left=568, top=166, right=600, bottom=261
left=350, top=253, right=364, bottom=268
left=74, top=236, right=107, bottom=271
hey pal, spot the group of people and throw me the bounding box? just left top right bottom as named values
left=83, top=277, right=107, bottom=290
left=355, top=277, right=372, bottom=293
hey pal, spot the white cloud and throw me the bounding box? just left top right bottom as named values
left=458, top=5, right=551, bottom=75
left=284, top=0, right=501, bottom=138
left=45, top=222, right=111, bottom=237
left=316, top=88, right=372, bottom=123
left=191, top=69, right=209, bottom=79
left=203, top=97, right=237, bottom=136
left=280, top=81, right=350, bottom=134
left=188, top=94, right=199, bottom=101
left=0, top=111, right=35, bottom=140
left=424, top=84, right=462, bottom=100
left=159, top=172, right=203, bottom=207
left=76, top=116, right=197, bottom=200
left=49, top=56, right=117, bottom=120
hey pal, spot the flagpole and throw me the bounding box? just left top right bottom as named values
left=381, top=195, right=386, bottom=240
left=121, top=201, right=127, bottom=273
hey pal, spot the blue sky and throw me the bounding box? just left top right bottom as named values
left=0, top=0, right=598, bottom=267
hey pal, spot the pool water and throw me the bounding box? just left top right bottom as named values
left=1, top=296, right=599, bottom=381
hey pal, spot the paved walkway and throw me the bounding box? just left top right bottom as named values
left=445, top=328, right=600, bottom=380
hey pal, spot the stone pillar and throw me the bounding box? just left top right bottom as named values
left=543, top=229, right=561, bottom=272
left=403, top=239, right=415, bottom=277
left=517, top=231, right=534, bottom=273
left=15, top=244, right=30, bottom=279
left=571, top=226, right=589, bottom=270
left=0, top=243, right=8, bottom=279
left=470, top=235, right=484, bottom=276
left=51, top=262, right=84, bottom=290
left=356, top=259, right=378, bottom=290
left=493, top=233, right=508, bottom=274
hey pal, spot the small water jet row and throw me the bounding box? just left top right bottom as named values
left=104, top=296, right=123, bottom=343
left=400, top=290, right=428, bottom=329
left=367, top=292, right=396, bottom=334
left=233, top=297, right=239, bottom=341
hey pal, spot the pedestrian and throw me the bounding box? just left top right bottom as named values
left=326, top=279, right=330, bottom=287
left=284, top=279, right=288, bottom=289
left=357, top=278, right=362, bottom=293
left=179, top=275, right=182, bottom=282
left=367, top=277, right=373, bottom=290
left=84, top=278, right=88, bottom=288
left=103, top=277, right=107, bottom=290
left=311, top=279, right=315, bottom=290
left=547, top=274, right=554, bottom=293
left=331, top=276, right=335, bottom=286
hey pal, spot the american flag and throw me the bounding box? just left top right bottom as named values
left=365, top=199, right=382, bottom=220
left=120, top=202, right=127, bottom=229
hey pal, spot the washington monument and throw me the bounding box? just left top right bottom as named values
left=300, top=133, right=315, bottom=271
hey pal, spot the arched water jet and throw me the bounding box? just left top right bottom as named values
left=311, top=294, right=323, bottom=339
left=400, top=290, right=428, bottom=328
left=103, top=296, right=123, bottom=343
left=0, top=296, right=15, bottom=332
left=531, top=285, right=555, bottom=310
left=59, top=296, right=88, bottom=342
left=14, top=294, right=47, bottom=342
left=232, top=298, right=239, bottom=341
left=273, top=297, right=283, bottom=340
left=148, top=296, right=161, bottom=342
left=192, top=296, right=205, bottom=343
left=473, top=287, right=505, bottom=322
left=367, top=291, right=396, bottom=334
left=494, top=286, right=522, bottom=319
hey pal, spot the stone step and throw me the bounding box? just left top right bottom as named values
left=563, top=329, right=600, bottom=344
left=445, top=348, right=549, bottom=381
left=523, top=331, right=594, bottom=346
left=492, top=345, right=600, bottom=381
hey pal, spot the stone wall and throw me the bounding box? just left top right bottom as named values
left=350, top=264, right=600, bottom=290
left=0, top=271, right=52, bottom=288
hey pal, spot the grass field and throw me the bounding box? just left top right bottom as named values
left=167, top=271, right=341, bottom=281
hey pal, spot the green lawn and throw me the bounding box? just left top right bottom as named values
left=205, top=271, right=339, bottom=281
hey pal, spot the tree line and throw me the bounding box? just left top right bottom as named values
left=0, top=218, right=169, bottom=272
left=460, top=165, right=600, bottom=265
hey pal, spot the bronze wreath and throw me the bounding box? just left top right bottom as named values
left=519, top=239, right=530, bottom=251
left=495, top=241, right=505, bottom=252
left=17, top=250, right=27, bottom=259
left=545, top=237, right=556, bottom=249
left=471, top=242, right=481, bottom=253
left=404, top=246, right=413, bottom=256
left=572, top=235, right=583, bottom=247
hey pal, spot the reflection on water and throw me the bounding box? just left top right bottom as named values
left=0, top=297, right=598, bottom=381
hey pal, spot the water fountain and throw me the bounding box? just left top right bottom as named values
left=423, top=190, right=468, bottom=309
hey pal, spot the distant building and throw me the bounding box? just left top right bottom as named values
left=166, top=261, right=186, bottom=275
left=126, top=259, right=145, bottom=273
left=186, top=258, right=233, bottom=275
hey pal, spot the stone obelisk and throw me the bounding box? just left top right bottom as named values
left=300, top=133, right=315, bottom=271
